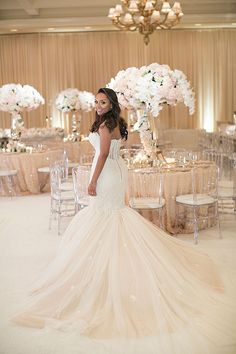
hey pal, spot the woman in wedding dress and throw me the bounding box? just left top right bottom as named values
left=12, top=88, right=235, bottom=354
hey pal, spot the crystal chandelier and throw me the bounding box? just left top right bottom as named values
left=108, top=1, right=183, bottom=45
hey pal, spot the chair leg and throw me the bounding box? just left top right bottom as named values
left=58, top=201, right=62, bottom=236
left=7, top=176, right=14, bottom=198
left=174, top=203, right=181, bottom=236
left=233, top=198, right=236, bottom=217
left=58, top=216, right=61, bottom=236
left=193, top=208, right=199, bottom=244
left=0, top=178, right=3, bottom=196
left=216, top=204, right=222, bottom=239
left=75, top=202, right=79, bottom=214
left=159, top=208, right=164, bottom=230
left=217, top=216, right=222, bottom=239
left=49, top=199, right=53, bottom=230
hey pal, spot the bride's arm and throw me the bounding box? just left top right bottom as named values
left=88, top=125, right=111, bottom=196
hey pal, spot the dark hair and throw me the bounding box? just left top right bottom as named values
left=90, top=87, right=128, bottom=140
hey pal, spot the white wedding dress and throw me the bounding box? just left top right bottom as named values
left=12, top=132, right=235, bottom=354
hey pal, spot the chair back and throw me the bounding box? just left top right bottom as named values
left=79, top=153, right=94, bottom=166
left=62, top=150, right=69, bottom=179
left=52, top=150, right=69, bottom=181
left=49, top=165, right=62, bottom=198
left=72, top=165, right=91, bottom=208
left=128, top=168, right=164, bottom=206
left=191, top=165, right=219, bottom=203
left=232, top=156, right=236, bottom=197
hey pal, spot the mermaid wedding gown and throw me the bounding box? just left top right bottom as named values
left=12, top=132, right=235, bottom=353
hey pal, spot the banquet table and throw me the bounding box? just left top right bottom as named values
left=0, top=146, right=215, bottom=235
left=128, top=162, right=215, bottom=234
left=0, top=140, right=94, bottom=195
left=30, top=140, right=94, bottom=162
left=0, top=149, right=64, bottom=195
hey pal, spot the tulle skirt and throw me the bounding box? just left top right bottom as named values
left=11, top=205, right=236, bottom=354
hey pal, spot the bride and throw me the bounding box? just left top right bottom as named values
left=12, top=88, right=235, bottom=353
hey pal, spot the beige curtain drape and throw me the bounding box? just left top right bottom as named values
left=0, top=29, right=235, bottom=134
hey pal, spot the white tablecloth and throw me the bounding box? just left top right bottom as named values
left=0, top=149, right=64, bottom=194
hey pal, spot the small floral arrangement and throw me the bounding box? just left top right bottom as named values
left=107, top=63, right=195, bottom=117
left=55, top=88, right=95, bottom=113
left=20, top=127, right=64, bottom=140
left=0, top=83, right=45, bottom=113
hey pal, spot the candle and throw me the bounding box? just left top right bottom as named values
left=165, top=157, right=175, bottom=164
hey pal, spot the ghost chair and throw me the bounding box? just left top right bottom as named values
left=72, top=165, right=91, bottom=213
left=218, top=156, right=236, bottom=216
left=128, top=168, right=166, bottom=229
left=49, top=165, right=77, bottom=235
left=0, top=169, right=18, bottom=197
left=175, top=165, right=221, bottom=244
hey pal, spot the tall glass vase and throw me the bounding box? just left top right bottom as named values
left=10, top=112, right=23, bottom=140
left=71, top=111, right=81, bottom=141
left=136, top=110, right=155, bottom=156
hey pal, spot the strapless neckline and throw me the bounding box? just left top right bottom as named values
left=89, top=132, right=121, bottom=142
left=89, top=132, right=121, bottom=160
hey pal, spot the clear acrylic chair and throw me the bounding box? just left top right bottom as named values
left=37, top=150, right=70, bottom=192
left=61, top=149, right=69, bottom=179
left=218, top=156, right=236, bottom=215
left=52, top=148, right=79, bottom=192
left=0, top=169, right=18, bottom=197
left=72, top=165, right=90, bottom=212
left=49, top=165, right=76, bottom=235
left=128, top=168, right=166, bottom=229
left=202, top=149, right=224, bottom=178
left=175, top=165, right=221, bottom=244
left=54, top=149, right=69, bottom=182
left=229, top=153, right=236, bottom=181
left=79, top=153, right=94, bottom=166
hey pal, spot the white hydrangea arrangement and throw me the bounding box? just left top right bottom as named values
left=0, top=83, right=45, bottom=113
left=55, top=88, right=95, bottom=113
left=107, top=63, right=195, bottom=155
left=108, top=63, right=195, bottom=117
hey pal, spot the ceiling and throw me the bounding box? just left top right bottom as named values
left=0, top=0, right=236, bottom=35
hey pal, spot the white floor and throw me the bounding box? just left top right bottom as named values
left=0, top=194, right=235, bottom=354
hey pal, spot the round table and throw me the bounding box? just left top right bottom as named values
left=0, top=149, right=63, bottom=194
left=0, top=140, right=94, bottom=195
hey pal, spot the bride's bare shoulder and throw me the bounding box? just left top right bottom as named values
left=111, top=126, right=122, bottom=140
left=98, top=122, right=111, bottom=138
left=99, top=121, right=106, bottom=129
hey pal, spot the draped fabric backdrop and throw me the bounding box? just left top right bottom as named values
left=0, top=29, right=235, bottom=134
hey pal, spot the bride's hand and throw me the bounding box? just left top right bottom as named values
left=88, top=181, right=97, bottom=196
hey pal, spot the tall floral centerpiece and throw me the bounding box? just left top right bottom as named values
left=0, top=83, right=45, bottom=136
left=108, top=63, right=195, bottom=155
left=55, top=88, right=95, bottom=140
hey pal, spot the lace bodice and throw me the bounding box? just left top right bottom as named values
left=89, top=132, right=121, bottom=160
left=87, top=132, right=127, bottom=211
